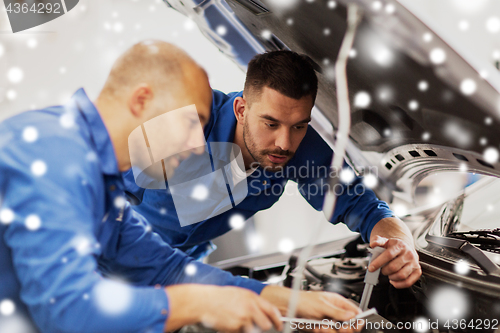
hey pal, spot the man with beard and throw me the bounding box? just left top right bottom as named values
left=123, top=50, right=422, bottom=290
left=0, top=42, right=363, bottom=333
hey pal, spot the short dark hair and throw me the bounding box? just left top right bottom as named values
left=244, top=50, right=318, bottom=106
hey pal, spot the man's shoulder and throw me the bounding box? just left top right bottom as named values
left=0, top=106, right=91, bottom=159
left=211, top=89, right=242, bottom=112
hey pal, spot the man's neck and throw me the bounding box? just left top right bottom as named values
left=233, top=122, right=255, bottom=171
left=94, top=97, right=131, bottom=172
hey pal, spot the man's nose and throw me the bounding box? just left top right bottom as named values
left=275, top=128, right=291, bottom=152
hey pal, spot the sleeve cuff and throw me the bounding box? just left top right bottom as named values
left=362, top=210, right=395, bottom=242
left=232, top=277, right=267, bottom=294
left=139, top=286, right=171, bottom=332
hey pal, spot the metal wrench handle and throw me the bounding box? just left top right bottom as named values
left=359, top=246, right=385, bottom=310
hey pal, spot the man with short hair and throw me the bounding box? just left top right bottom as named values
left=0, top=42, right=362, bottom=333
left=124, top=50, right=422, bottom=289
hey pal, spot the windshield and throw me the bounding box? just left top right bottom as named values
left=457, top=177, right=500, bottom=231
left=424, top=176, right=500, bottom=267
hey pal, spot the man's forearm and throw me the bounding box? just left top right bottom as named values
left=369, top=217, right=414, bottom=247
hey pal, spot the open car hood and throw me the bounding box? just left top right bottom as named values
left=164, top=0, right=500, bottom=203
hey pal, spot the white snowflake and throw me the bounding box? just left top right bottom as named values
left=393, top=204, right=408, bottom=217
left=372, top=45, right=393, bottom=67
left=60, top=113, right=75, bottom=129
left=278, top=238, right=294, bottom=254
left=339, top=168, right=355, bottom=184
left=454, top=260, right=469, bottom=275
left=93, top=280, right=132, bottom=315
left=418, top=80, right=429, bottom=91
left=0, top=299, right=15, bottom=316
left=6, top=89, right=17, bottom=101
left=83, top=294, right=89, bottom=300
left=408, top=100, right=419, bottom=111
left=72, top=235, right=93, bottom=256
left=229, top=214, right=245, bottom=230
left=485, top=117, right=493, bottom=125
left=0, top=208, right=14, bottom=225
left=113, top=22, right=124, bottom=33
left=190, top=184, right=209, bottom=201
left=286, top=18, right=294, bottom=25
left=459, top=163, right=467, bottom=172
left=159, top=208, right=167, bottom=215
left=247, top=234, right=263, bottom=252
left=493, top=50, right=500, bottom=60
left=185, top=263, right=197, bottom=276
left=261, top=30, right=272, bottom=40
left=323, top=28, right=331, bottom=36
left=114, top=196, right=126, bottom=209
left=413, top=317, right=430, bottom=333
left=349, top=49, right=357, bottom=58
left=429, top=48, right=446, bottom=64
left=327, top=1, right=336, bottom=9
left=458, top=20, right=469, bottom=31
left=7, top=67, right=24, bottom=84
left=371, top=1, right=382, bottom=11
left=22, top=126, right=38, bottom=143
left=460, top=79, right=476, bottom=95
left=422, top=32, right=433, bottom=43
left=85, top=151, right=97, bottom=163
left=429, top=287, right=468, bottom=320
left=324, top=66, right=335, bottom=81
left=363, top=174, right=378, bottom=188
left=27, top=38, right=38, bottom=49
left=216, top=25, right=227, bottom=36
left=486, top=17, right=500, bottom=33
left=422, top=132, right=431, bottom=141
left=385, top=3, right=395, bottom=14
left=25, top=215, right=41, bottom=231
left=59, top=67, right=67, bottom=74
left=479, top=137, right=487, bottom=146
left=354, top=91, right=371, bottom=108
left=184, top=19, right=195, bottom=31
left=31, top=160, right=47, bottom=177
left=483, top=147, right=499, bottom=164
left=444, top=122, right=471, bottom=147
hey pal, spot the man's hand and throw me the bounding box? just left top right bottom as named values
left=261, top=286, right=363, bottom=333
left=165, top=285, right=283, bottom=333
left=369, top=217, right=422, bottom=289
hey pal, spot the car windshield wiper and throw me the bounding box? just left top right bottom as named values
left=426, top=233, right=500, bottom=276
left=447, top=229, right=500, bottom=253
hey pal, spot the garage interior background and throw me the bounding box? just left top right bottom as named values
left=0, top=0, right=499, bottom=262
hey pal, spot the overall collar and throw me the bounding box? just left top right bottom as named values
left=71, top=88, right=120, bottom=176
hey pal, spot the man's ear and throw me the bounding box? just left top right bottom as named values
left=128, top=84, right=154, bottom=118
left=233, top=96, right=247, bottom=125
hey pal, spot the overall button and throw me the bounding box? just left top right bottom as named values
left=262, top=180, right=268, bottom=185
